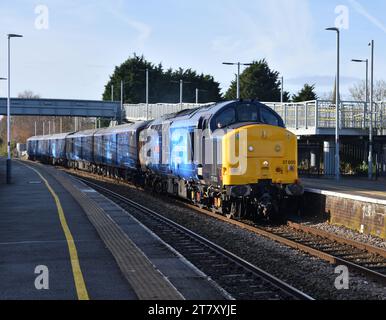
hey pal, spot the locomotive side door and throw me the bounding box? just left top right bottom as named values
left=201, top=118, right=211, bottom=184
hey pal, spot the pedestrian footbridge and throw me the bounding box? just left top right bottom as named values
left=0, top=98, right=120, bottom=119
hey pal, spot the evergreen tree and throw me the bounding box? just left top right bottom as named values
left=224, top=59, right=289, bottom=102
left=292, top=84, right=318, bottom=102
left=103, top=54, right=222, bottom=104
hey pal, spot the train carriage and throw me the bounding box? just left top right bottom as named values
left=27, top=136, right=39, bottom=161
left=93, top=122, right=149, bottom=177
left=94, top=127, right=117, bottom=168
left=116, top=122, right=149, bottom=171
left=27, top=133, right=69, bottom=164
left=48, top=133, right=70, bottom=165
left=66, top=130, right=97, bottom=169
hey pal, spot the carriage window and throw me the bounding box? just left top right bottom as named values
left=237, top=104, right=259, bottom=122
left=261, top=108, right=281, bottom=126
left=215, top=108, right=236, bottom=129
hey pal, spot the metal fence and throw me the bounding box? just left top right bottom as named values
left=124, top=103, right=212, bottom=121
left=124, top=100, right=386, bottom=131
left=265, top=100, right=386, bottom=131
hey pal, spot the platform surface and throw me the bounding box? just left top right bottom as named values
left=303, top=177, right=386, bottom=202
left=0, top=158, right=224, bottom=300
left=0, top=158, right=136, bottom=299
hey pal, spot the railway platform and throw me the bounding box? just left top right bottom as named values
left=0, top=158, right=225, bottom=300
left=303, top=177, right=386, bottom=201
left=301, top=177, right=386, bottom=239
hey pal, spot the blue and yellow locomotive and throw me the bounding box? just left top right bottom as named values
left=27, top=100, right=303, bottom=220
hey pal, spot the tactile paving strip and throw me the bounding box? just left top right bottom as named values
left=43, top=166, right=183, bottom=300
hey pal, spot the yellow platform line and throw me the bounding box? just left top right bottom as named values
left=22, top=163, right=89, bottom=300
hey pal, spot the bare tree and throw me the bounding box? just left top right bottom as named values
left=349, top=80, right=386, bottom=101
left=18, top=90, right=41, bottom=99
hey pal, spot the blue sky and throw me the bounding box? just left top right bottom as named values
left=0, top=0, right=385, bottom=101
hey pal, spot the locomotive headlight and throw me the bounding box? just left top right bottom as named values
left=288, top=165, right=295, bottom=172
left=262, top=161, right=269, bottom=168
left=248, top=145, right=254, bottom=152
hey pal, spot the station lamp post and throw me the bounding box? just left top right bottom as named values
left=368, top=40, right=375, bottom=180
left=351, top=58, right=368, bottom=128
left=119, top=79, right=132, bottom=124
left=146, top=68, right=149, bottom=120
left=325, top=27, right=340, bottom=182
left=120, top=80, right=123, bottom=124
left=6, top=33, right=23, bottom=185
left=120, top=69, right=150, bottom=121
left=180, top=80, right=183, bottom=109
left=280, top=76, right=284, bottom=103
left=195, top=88, right=208, bottom=105
left=222, top=62, right=253, bottom=100
left=171, top=79, right=191, bottom=111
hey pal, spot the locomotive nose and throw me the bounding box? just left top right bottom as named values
left=222, top=124, right=298, bottom=186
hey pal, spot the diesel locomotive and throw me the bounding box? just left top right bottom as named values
left=27, top=100, right=303, bottom=220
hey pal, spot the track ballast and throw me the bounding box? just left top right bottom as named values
left=75, top=176, right=313, bottom=301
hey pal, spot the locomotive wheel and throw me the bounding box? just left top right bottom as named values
left=226, top=202, right=239, bottom=220
left=154, top=180, right=163, bottom=194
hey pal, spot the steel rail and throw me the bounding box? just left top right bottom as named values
left=183, top=204, right=386, bottom=286
left=287, top=222, right=386, bottom=259
left=74, top=176, right=314, bottom=301
left=69, top=170, right=386, bottom=286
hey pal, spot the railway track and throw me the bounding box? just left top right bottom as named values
left=180, top=203, right=386, bottom=286
left=68, top=170, right=386, bottom=289
left=259, top=222, right=386, bottom=285
left=74, top=176, right=313, bottom=301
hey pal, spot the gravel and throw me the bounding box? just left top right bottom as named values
left=68, top=170, right=386, bottom=300
left=304, top=222, right=386, bottom=250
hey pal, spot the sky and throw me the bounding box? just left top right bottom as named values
left=0, top=0, right=385, bottom=101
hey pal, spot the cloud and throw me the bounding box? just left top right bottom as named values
left=103, top=3, right=152, bottom=46
left=56, top=1, right=152, bottom=46
left=210, top=0, right=326, bottom=75
left=348, top=0, right=386, bottom=34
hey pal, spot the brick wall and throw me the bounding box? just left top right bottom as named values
left=302, top=191, right=386, bottom=239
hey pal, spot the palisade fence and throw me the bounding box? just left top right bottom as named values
left=265, top=100, right=386, bottom=131
left=123, top=100, right=386, bottom=131
left=123, top=103, right=213, bottom=122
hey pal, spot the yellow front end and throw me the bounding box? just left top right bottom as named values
left=222, top=124, right=298, bottom=186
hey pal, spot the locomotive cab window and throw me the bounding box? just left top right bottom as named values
left=215, top=108, right=236, bottom=129
left=236, top=103, right=259, bottom=122
left=261, top=107, right=283, bottom=127
left=213, top=103, right=259, bottom=130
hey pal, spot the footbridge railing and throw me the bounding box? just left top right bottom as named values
left=124, top=100, right=386, bottom=135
